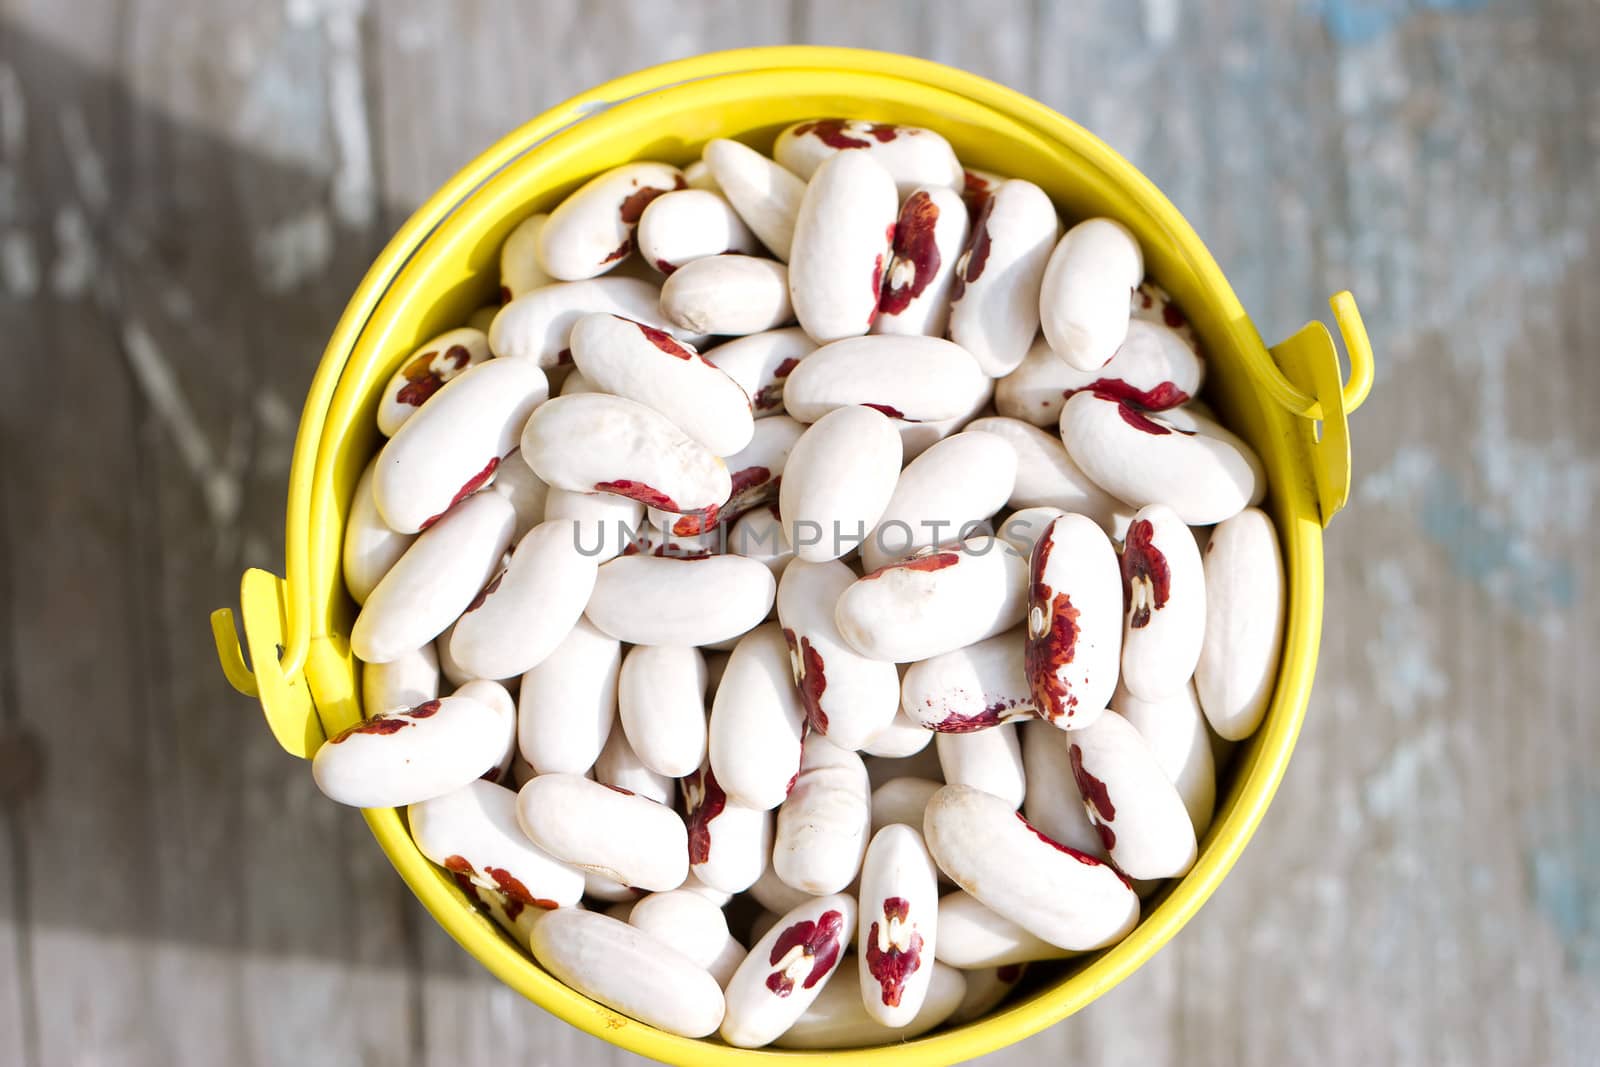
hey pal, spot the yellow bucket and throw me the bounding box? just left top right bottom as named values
left=210, top=46, right=1372, bottom=1065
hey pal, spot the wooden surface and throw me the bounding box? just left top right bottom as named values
left=2, top=1, right=1596, bottom=1064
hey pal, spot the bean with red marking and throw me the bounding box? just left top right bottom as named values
left=780, top=334, right=989, bottom=425
left=1067, top=711, right=1197, bottom=879
left=636, top=188, right=760, bottom=275
left=923, top=784, right=1138, bottom=951
left=543, top=487, right=646, bottom=564
left=776, top=957, right=965, bottom=1049
left=703, top=138, right=806, bottom=261
left=537, top=161, right=685, bottom=280
left=948, top=963, right=1025, bottom=1024
left=521, top=393, right=732, bottom=516
left=995, top=320, right=1202, bottom=427
left=775, top=559, right=902, bottom=750
left=516, top=772, right=688, bottom=891
left=1059, top=391, right=1263, bottom=525
left=901, top=628, right=1033, bottom=733
left=774, top=119, right=963, bottom=198
left=1024, top=514, right=1122, bottom=731
left=773, top=733, right=872, bottom=896
left=351, top=491, right=516, bottom=664
left=720, top=893, right=856, bottom=1048
left=649, top=414, right=803, bottom=536
left=683, top=762, right=773, bottom=894
left=376, top=327, right=492, bottom=437
left=835, top=537, right=1029, bottom=663
left=372, top=358, right=548, bottom=534
left=947, top=179, right=1061, bottom=377
left=704, top=327, right=817, bottom=419
left=787, top=151, right=899, bottom=343
left=409, top=778, right=585, bottom=908
left=361, top=643, right=439, bottom=717
left=873, top=185, right=969, bottom=337
left=1195, top=506, right=1284, bottom=741
left=489, top=276, right=692, bottom=367
left=708, top=623, right=808, bottom=812
left=311, top=694, right=514, bottom=808
left=857, top=824, right=939, bottom=1025
left=1130, top=280, right=1202, bottom=354
left=1119, top=503, right=1206, bottom=700
left=1019, top=718, right=1106, bottom=858
left=1039, top=217, right=1145, bottom=371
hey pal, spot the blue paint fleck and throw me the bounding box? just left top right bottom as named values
left=1418, top=471, right=1575, bottom=617
left=1318, top=0, right=1492, bottom=46
left=1523, top=786, right=1600, bottom=976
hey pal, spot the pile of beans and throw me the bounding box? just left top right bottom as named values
left=316, top=116, right=1287, bottom=1047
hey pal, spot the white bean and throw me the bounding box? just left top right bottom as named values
left=619, top=645, right=707, bottom=778
left=587, top=554, right=776, bottom=647
left=935, top=724, right=1025, bottom=810
left=593, top=719, right=675, bottom=806
left=747, top=862, right=819, bottom=918
left=682, top=160, right=719, bottom=193
left=774, top=120, right=963, bottom=198
left=373, top=358, right=548, bottom=534
left=454, top=678, right=517, bottom=786
left=636, top=188, right=760, bottom=274
left=661, top=254, right=794, bottom=337
left=901, top=628, right=1033, bottom=732
left=704, top=327, right=818, bottom=419
left=948, top=179, right=1061, bottom=377
left=994, top=505, right=1067, bottom=560
left=568, top=312, right=754, bottom=456
left=1024, top=514, right=1122, bottom=730
left=947, top=963, right=1025, bottom=1024
left=787, top=151, right=898, bottom=343
left=779, top=405, right=903, bottom=563
left=1066, top=711, right=1197, bottom=879
left=1039, top=217, right=1144, bottom=371
left=375, top=327, right=492, bottom=437
left=343, top=455, right=415, bottom=605
left=351, top=491, right=515, bottom=663
left=684, top=763, right=774, bottom=894
left=1194, top=506, right=1284, bottom=740
left=542, top=487, right=646, bottom=564
left=857, top=711, right=935, bottom=759
left=720, top=893, right=856, bottom=1048
left=1059, top=391, right=1262, bottom=525
left=860, top=430, right=1017, bottom=573
left=448, top=519, right=598, bottom=681
left=774, top=958, right=965, bottom=1049
left=1120, top=503, right=1206, bottom=700
left=727, top=505, right=794, bottom=580
left=530, top=909, right=725, bottom=1038
left=857, top=824, right=940, bottom=1025
left=934, top=890, right=1074, bottom=968
left=923, top=784, right=1138, bottom=951
left=703, top=138, right=806, bottom=261
left=361, top=643, right=439, bottom=716
left=872, top=185, right=970, bottom=338
left=488, top=449, right=549, bottom=540
left=311, top=694, right=512, bottom=808
left=408, top=778, right=585, bottom=908
left=781, top=334, right=989, bottom=425
left=1112, top=680, right=1216, bottom=838
left=871, top=777, right=944, bottom=835
left=966, top=416, right=1129, bottom=535
left=775, top=559, right=901, bottom=750
left=521, top=393, right=732, bottom=516
left=708, top=623, right=808, bottom=811
left=537, top=161, right=685, bottom=280
left=516, top=772, right=688, bottom=891
left=629, top=889, right=745, bottom=987
left=517, top=617, right=619, bottom=775
left=835, top=536, right=1029, bottom=663
left=774, top=733, right=871, bottom=896
left=498, top=213, right=552, bottom=301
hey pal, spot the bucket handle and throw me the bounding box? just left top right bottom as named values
left=1265, top=290, right=1373, bottom=525
left=210, top=568, right=326, bottom=759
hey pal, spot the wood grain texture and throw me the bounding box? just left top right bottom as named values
left=1, top=0, right=1596, bottom=1064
